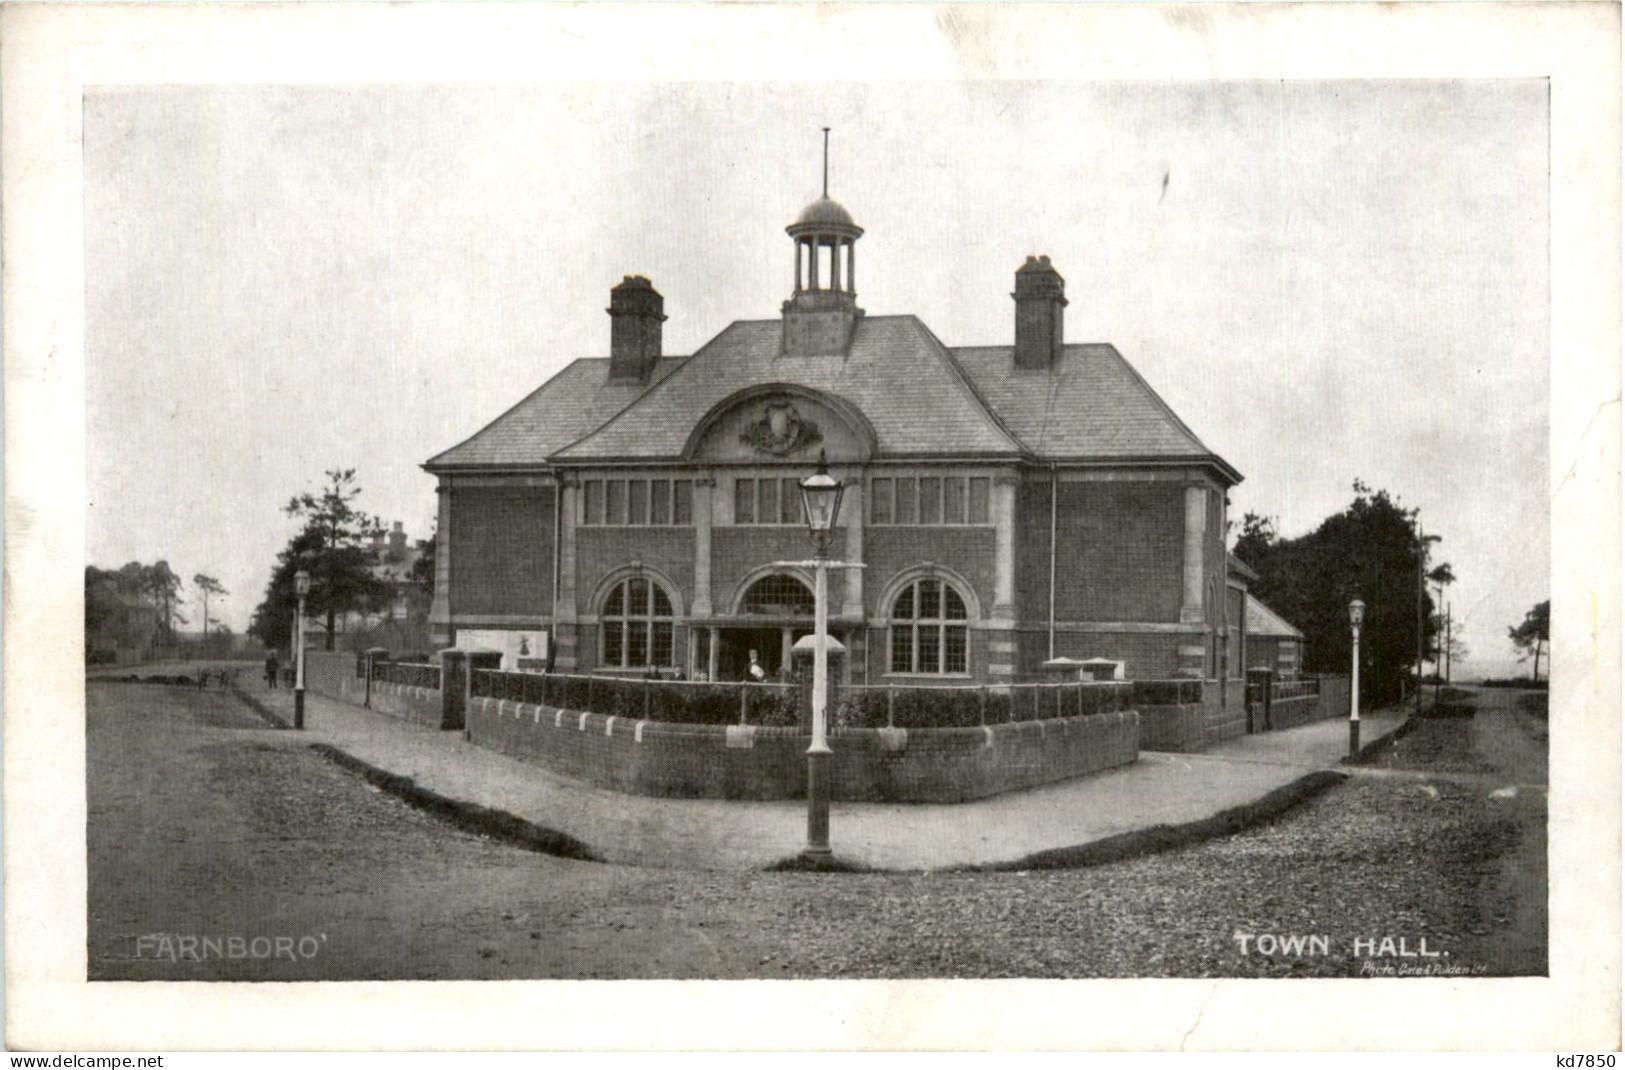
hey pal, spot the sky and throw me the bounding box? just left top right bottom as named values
left=84, top=79, right=1548, bottom=675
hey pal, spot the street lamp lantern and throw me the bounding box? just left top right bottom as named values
left=294, top=569, right=311, bottom=730
left=799, top=450, right=845, bottom=556
left=1347, top=597, right=1365, bottom=757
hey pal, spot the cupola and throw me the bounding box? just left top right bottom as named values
left=781, top=128, right=865, bottom=357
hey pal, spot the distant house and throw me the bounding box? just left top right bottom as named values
left=298, top=521, right=434, bottom=652
left=86, top=575, right=156, bottom=665
left=1245, top=596, right=1306, bottom=678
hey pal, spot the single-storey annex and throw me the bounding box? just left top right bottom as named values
left=425, top=179, right=1265, bottom=688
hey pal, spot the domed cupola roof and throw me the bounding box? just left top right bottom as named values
left=793, top=195, right=857, bottom=230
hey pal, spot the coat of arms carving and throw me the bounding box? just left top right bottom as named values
left=740, top=400, right=822, bottom=456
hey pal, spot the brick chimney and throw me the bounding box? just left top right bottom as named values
left=1012, top=255, right=1067, bottom=369
left=607, top=275, right=666, bottom=383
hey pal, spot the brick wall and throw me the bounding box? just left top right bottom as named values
left=1202, top=678, right=1248, bottom=744
left=864, top=526, right=996, bottom=616
left=1138, top=702, right=1206, bottom=751
left=466, top=696, right=1139, bottom=802
left=302, top=651, right=445, bottom=727
left=450, top=486, right=556, bottom=615
left=576, top=527, right=695, bottom=611
left=1054, top=482, right=1184, bottom=622
left=302, top=651, right=357, bottom=697
left=710, top=527, right=844, bottom=611
left=1015, top=480, right=1053, bottom=625
left=1045, top=628, right=1195, bottom=680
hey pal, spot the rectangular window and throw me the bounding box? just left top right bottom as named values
left=583, top=481, right=603, bottom=525
left=628, top=479, right=649, bottom=525
left=968, top=477, right=990, bottom=523
left=944, top=628, right=968, bottom=673
left=650, top=479, right=671, bottom=525
left=920, top=477, right=943, bottom=525
left=628, top=621, right=649, bottom=668
left=735, top=478, right=754, bottom=524
left=603, top=623, right=624, bottom=667
left=944, top=477, right=966, bottom=524
left=758, top=477, right=779, bottom=525
left=673, top=480, right=693, bottom=524
left=890, top=625, right=914, bottom=674
left=871, top=478, right=894, bottom=524
left=918, top=627, right=941, bottom=674
left=652, top=622, right=674, bottom=666
left=896, top=477, right=918, bottom=525
left=606, top=480, right=627, bottom=525
left=783, top=478, right=802, bottom=526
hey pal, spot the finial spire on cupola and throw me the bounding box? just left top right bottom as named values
left=822, top=126, right=830, bottom=197
left=781, top=127, right=865, bottom=357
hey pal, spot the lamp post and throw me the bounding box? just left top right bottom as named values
left=796, top=451, right=845, bottom=859
left=294, top=569, right=311, bottom=730
left=1348, top=598, right=1365, bottom=757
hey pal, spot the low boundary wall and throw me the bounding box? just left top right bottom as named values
left=466, top=697, right=1139, bottom=803
left=1138, top=702, right=1206, bottom=752
left=303, top=652, right=443, bottom=728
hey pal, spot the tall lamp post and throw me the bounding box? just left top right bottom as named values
left=796, top=452, right=846, bottom=859
left=1348, top=598, right=1365, bottom=757
left=294, top=569, right=311, bottom=730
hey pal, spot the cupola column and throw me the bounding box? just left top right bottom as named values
left=830, top=238, right=842, bottom=292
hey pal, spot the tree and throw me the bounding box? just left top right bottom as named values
left=1233, top=480, right=1449, bottom=704
left=1509, top=600, right=1550, bottom=682
left=130, top=560, right=185, bottom=647
left=250, top=469, right=391, bottom=652
left=193, top=573, right=227, bottom=637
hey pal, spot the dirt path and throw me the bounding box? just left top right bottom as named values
left=88, top=681, right=1548, bottom=979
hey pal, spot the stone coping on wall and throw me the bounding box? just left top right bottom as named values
left=465, top=696, right=1140, bottom=803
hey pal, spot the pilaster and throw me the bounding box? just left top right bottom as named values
left=841, top=484, right=864, bottom=619
left=992, top=473, right=1019, bottom=620
left=1180, top=485, right=1206, bottom=625
left=692, top=474, right=714, bottom=618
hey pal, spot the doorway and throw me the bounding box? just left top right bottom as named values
left=715, top=626, right=813, bottom=682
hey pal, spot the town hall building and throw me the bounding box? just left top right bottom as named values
left=424, top=175, right=1255, bottom=688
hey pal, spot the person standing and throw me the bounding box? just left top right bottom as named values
left=264, top=651, right=281, bottom=690
left=747, top=649, right=767, bottom=683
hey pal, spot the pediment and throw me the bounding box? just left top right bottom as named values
left=683, top=384, right=876, bottom=464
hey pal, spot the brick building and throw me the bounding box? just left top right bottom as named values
left=424, top=181, right=1249, bottom=688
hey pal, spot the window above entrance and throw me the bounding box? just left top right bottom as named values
left=741, top=574, right=816, bottom=617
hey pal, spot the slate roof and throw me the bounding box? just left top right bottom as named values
left=425, top=357, right=686, bottom=470
left=1246, top=597, right=1304, bottom=639
left=425, top=318, right=1239, bottom=481
left=950, top=343, right=1231, bottom=472
left=552, top=316, right=1026, bottom=461
left=1227, top=552, right=1260, bottom=582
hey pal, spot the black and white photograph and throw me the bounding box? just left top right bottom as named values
left=5, top=1, right=1619, bottom=1054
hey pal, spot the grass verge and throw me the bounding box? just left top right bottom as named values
left=964, top=769, right=1351, bottom=873
left=308, top=743, right=602, bottom=863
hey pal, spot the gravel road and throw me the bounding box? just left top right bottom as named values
left=87, top=682, right=1546, bottom=980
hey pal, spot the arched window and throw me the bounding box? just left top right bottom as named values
left=601, top=576, right=675, bottom=669
left=741, top=574, right=816, bottom=617
left=889, top=577, right=969, bottom=674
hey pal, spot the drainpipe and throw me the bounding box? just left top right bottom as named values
left=1048, top=463, right=1059, bottom=661
left=552, top=472, right=563, bottom=614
